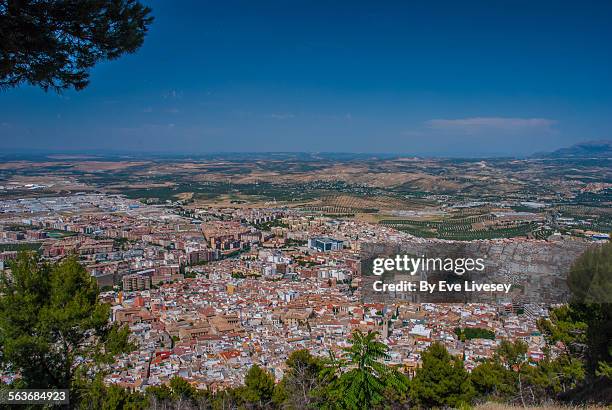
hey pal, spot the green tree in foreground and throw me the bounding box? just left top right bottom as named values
left=229, top=364, right=276, bottom=409
left=334, top=330, right=408, bottom=410
left=145, top=376, right=211, bottom=410
left=410, top=342, right=475, bottom=408
left=494, top=339, right=528, bottom=370
left=0, top=0, right=153, bottom=92
left=273, top=349, right=329, bottom=409
left=0, top=253, right=134, bottom=395
left=565, top=240, right=612, bottom=380
left=77, top=375, right=148, bottom=410
left=471, top=359, right=517, bottom=401
left=536, top=240, right=612, bottom=402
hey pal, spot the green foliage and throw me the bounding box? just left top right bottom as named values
left=538, top=303, right=609, bottom=397
left=471, top=360, right=517, bottom=400
left=284, top=238, right=308, bottom=247
left=565, top=241, right=612, bottom=381
left=76, top=375, right=148, bottom=410
left=146, top=377, right=210, bottom=409
left=596, top=361, right=612, bottom=379
left=252, top=219, right=289, bottom=231
left=271, top=379, right=289, bottom=408
left=532, top=355, right=585, bottom=396
left=0, top=252, right=134, bottom=400
left=80, top=376, right=210, bottom=410
left=454, top=327, right=495, bottom=341
left=0, top=242, right=42, bottom=252
left=1, top=253, right=110, bottom=389
left=146, top=384, right=172, bottom=401
left=568, top=241, right=612, bottom=304
left=184, top=271, right=197, bottom=279
left=236, top=364, right=275, bottom=409
left=470, top=339, right=587, bottom=405
left=538, top=305, right=588, bottom=365
left=333, top=330, right=409, bottom=409
left=570, top=302, right=612, bottom=382
left=169, top=375, right=196, bottom=400
left=516, top=241, right=612, bottom=404
left=495, top=339, right=528, bottom=369
left=538, top=241, right=612, bottom=389
left=275, top=349, right=333, bottom=409
left=380, top=217, right=538, bottom=240
left=410, top=342, right=475, bottom=408
left=100, top=325, right=137, bottom=362
left=0, top=0, right=153, bottom=92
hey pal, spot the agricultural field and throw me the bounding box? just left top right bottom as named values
left=1, top=154, right=609, bottom=240
left=0, top=242, right=42, bottom=252
left=379, top=216, right=543, bottom=240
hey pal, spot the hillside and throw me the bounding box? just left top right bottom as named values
left=536, top=140, right=612, bottom=158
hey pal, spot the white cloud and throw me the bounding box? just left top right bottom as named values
left=425, top=117, right=556, bottom=134
left=266, top=113, right=295, bottom=120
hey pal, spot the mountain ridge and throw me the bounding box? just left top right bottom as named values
left=534, top=140, right=612, bottom=158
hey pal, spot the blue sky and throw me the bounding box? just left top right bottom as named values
left=1, top=0, right=611, bottom=156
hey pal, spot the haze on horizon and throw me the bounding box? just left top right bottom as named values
left=1, top=0, right=612, bottom=157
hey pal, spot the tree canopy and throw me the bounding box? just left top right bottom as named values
left=0, top=253, right=133, bottom=392
left=410, top=342, right=475, bottom=408
left=0, top=0, right=153, bottom=92
left=275, top=349, right=329, bottom=409
left=566, top=241, right=612, bottom=378
left=335, top=330, right=408, bottom=409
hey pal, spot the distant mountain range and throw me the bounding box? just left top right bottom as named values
left=535, top=140, right=612, bottom=158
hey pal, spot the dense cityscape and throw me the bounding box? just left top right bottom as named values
left=0, top=154, right=609, bottom=395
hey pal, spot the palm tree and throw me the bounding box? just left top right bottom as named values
left=337, top=330, right=407, bottom=409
